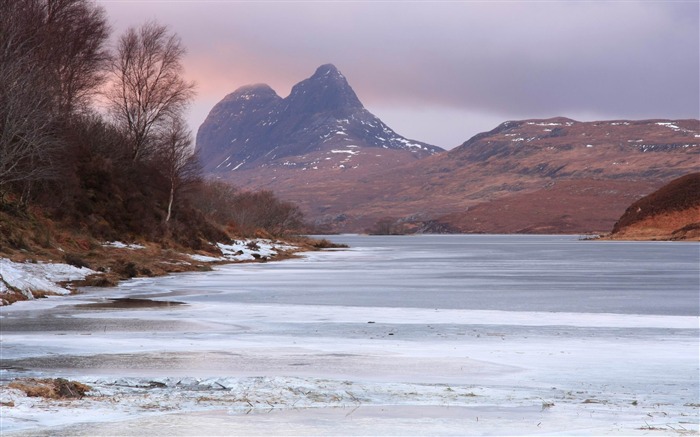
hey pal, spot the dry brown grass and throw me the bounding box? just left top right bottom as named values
left=607, top=208, right=700, bottom=241
left=8, top=378, right=91, bottom=399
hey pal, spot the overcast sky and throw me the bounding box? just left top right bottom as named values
left=98, top=0, right=699, bottom=149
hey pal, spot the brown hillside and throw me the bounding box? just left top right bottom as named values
left=609, top=173, right=700, bottom=240
left=214, top=118, right=699, bottom=234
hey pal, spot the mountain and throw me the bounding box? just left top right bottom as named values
left=196, top=64, right=442, bottom=174
left=196, top=67, right=699, bottom=234
left=231, top=116, right=697, bottom=234
left=422, top=118, right=700, bottom=233
left=607, top=172, right=700, bottom=240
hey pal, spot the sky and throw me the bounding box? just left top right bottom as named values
left=98, top=1, right=699, bottom=150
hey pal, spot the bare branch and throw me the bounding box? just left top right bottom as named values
left=107, top=21, right=196, bottom=162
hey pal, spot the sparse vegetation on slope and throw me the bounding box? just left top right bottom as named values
left=608, top=172, right=700, bottom=240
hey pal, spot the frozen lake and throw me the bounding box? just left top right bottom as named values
left=1, top=235, right=698, bottom=435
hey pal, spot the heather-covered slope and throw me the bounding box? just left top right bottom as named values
left=608, top=172, right=700, bottom=240
left=273, top=117, right=699, bottom=234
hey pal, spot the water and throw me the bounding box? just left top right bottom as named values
left=1, top=235, right=698, bottom=435
left=141, top=234, right=699, bottom=315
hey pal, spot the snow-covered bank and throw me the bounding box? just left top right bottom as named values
left=0, top=239, right=298, bottom=305
left=189, top=239, right=297, bottom=262
left=0, top=259, right=95, bottom=302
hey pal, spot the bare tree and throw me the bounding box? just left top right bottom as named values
left=41, top=0, right=111, bottom=117
left=0, top=0, right=110, bottom=201
left=189, top=180, right=239, bottom=222
left=156, top=116, right=199, bottom=222
left=0, top=1, right=58, bottom=200
left=107, top=21, right=196, bottom=162
left=228, top=190, right=304, bottom=236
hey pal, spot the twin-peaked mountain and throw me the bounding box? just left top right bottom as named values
left=197, top=64, right=700, bottom=234
left=196, top=64, right=441, bottom=174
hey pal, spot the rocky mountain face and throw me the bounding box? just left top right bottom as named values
left=196, top=66, right=699, bottom=234
left=196, top=64, right=441, bottom=174
left=608, top=172, right=700, bottom=240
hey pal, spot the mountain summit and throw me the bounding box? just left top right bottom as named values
left=195, top=64, right=442, bottom=173
left=286, top=64, right=364, bottom=113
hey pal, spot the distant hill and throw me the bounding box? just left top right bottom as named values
left=275, top=117, right=698, bottom=234
left=196, top=66, right=699, bottom=234
left=424, top=118, right=700, bottom=234
left=195, top=64, right=442, bottom=175
left=608, top=173, right=700, bottom=240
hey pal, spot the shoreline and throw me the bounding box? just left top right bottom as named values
left=0, top=235, right=342, bottom=306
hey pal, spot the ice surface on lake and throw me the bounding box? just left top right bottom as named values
left=1, top=235, right=698, bottom=435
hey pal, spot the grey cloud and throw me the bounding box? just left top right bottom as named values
left=99, top=1, right=699, bottom=147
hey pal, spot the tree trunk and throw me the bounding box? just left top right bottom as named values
left=166, top=183, right=174, bottom=222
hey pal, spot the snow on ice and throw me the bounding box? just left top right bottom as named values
left=0, top=259, right=95, bottom=300
left=189, top=239, right=296, bottom=263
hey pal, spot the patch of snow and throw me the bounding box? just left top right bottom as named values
left=511, top=138, right=524, bottom=142
left=192, top=240, right=298, bottom=263
left=528, top=122, right=561, bottom=127
left=0, top=259, right=96, bottom=299
left=586, top=144, right=594, bottom=148
left=189, top=254, right=224, bottom=262
left=102, top=242, right=145, bottom=250
left=215, top=156, right=231, bottom=169
left=395, top=138, right=424, bottom=149
left=330, top=150, right=359, bottom=155
left=231, top=162, right=244, bottom=171
left=656, top=122, right=680, bottom=130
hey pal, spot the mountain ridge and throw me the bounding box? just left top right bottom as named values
left=195, top=66, right=699, bottom=234
left=195, top=64, right=443, bottom=174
